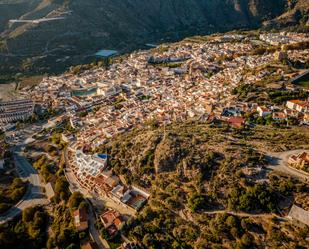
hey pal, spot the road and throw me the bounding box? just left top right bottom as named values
left=87, top=200, right=110, bottom=249
left=9, top=17, right=66, bottom=24
left=266, top=149, right=309, bottom=182
left=0, top=148, right=48, bottom=224
left=202, top=210, right=282, bottom=218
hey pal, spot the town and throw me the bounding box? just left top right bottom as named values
left=27, top=32, right=309, bottom=147
left=0, top=31, right=309, bottom=249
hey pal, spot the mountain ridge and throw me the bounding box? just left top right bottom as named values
left=0, top=0, right=308, bottom=75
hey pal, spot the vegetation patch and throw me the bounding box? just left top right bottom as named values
left=0, top=178, right=27, bottom=214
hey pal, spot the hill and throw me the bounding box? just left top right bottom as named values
left=263, top=0, right=309, bottom=29
left=1, top=0, right=306, bottom=75
left=95, top=121, right=309, bottom=248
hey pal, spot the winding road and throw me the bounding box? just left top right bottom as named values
left=0, top=147, right=48, bottom=224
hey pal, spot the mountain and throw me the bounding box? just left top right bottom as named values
left=263, top=0, right=309, bottom=29
left=0, top=0, right=307, bottom=75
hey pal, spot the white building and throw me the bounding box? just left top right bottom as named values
left=257, top=106, right=272, bottom=117
left=0, top=99, right=34, bottom=125
left=75, top=150, right=108, bottom=180
left=286, top=100, right=309, bottom=113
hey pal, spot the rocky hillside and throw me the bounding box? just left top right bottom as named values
left=0, top=0, right=307, bottom=75
left=95, top=121, right=309, bottom=248
left=263, top=0, right=309, bottom=29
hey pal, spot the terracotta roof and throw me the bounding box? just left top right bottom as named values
left=288, top=100, right=309, bottom=108
left=101, top=210, right=120, bottom=227
left=74, top=207, right=88, bottom=223
left=258, top=106, right=270, bottom=112
left=272, top=112, right=286, bottom=119
left=114, top=217, right=124, bottom=229
left=228, top=117, right=245, bottom=124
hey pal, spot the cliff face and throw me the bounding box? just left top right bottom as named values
left=0, top=0, right=306, bottom=74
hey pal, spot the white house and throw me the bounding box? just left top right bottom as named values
left=257, top=106, right=272, bottom=117
left=286, top=100, right=309, bottom=113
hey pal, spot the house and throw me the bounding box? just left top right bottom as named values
left=272, top=112, right=287, bottom=121
left=100, top=209, right=121, bottom=228
left=257, top=106, right=271, bottom=117
left=118, top=242, right=139, bottom=249
left=286, top=99, right=309, bottom=113
left=284, top=108, right=299, bottom=118
left=228, top=117, right=246, bottom=129
left=0, top=99, right=34, bottom=124
left=124, top=186, right=150, bottom=211
left=74, top=207, right=89, bottom=231
left=221, top=107, right=241, bottom=117
left=100, top=209, right=125, bottom=237
left=288, top=205, right=309, bottom=227
left=111, top=184, right=131, bottom=202
left=288, top=152, right=309, bottom=171
left=302, top=112, right=309, bottom=124
left=105, top=175, right=120, bottom=188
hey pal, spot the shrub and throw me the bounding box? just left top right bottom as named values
left=188, top=193, right=206, bottom=212
left=241, top=233, right=253, bottom=247
left=0, top=203, right=11, bottom=214
left=68, top=192, right=86, bottom=211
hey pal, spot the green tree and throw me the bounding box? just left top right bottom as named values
left=54, top=177, right=70, bottom=202
left=188, top=193, right=206, bottom=212
left=68, top=192, right=86, bottom=211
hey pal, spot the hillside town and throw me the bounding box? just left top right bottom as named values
left=20, top=32, right=308, bottom=148
left=0, top=31, right=309, bottom=249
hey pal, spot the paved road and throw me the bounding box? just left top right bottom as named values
left=87, top=200, right=110, bottom=249
left=0, top=148, right=48, bottom=224
left=266, top=149, right=309, bottom=182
